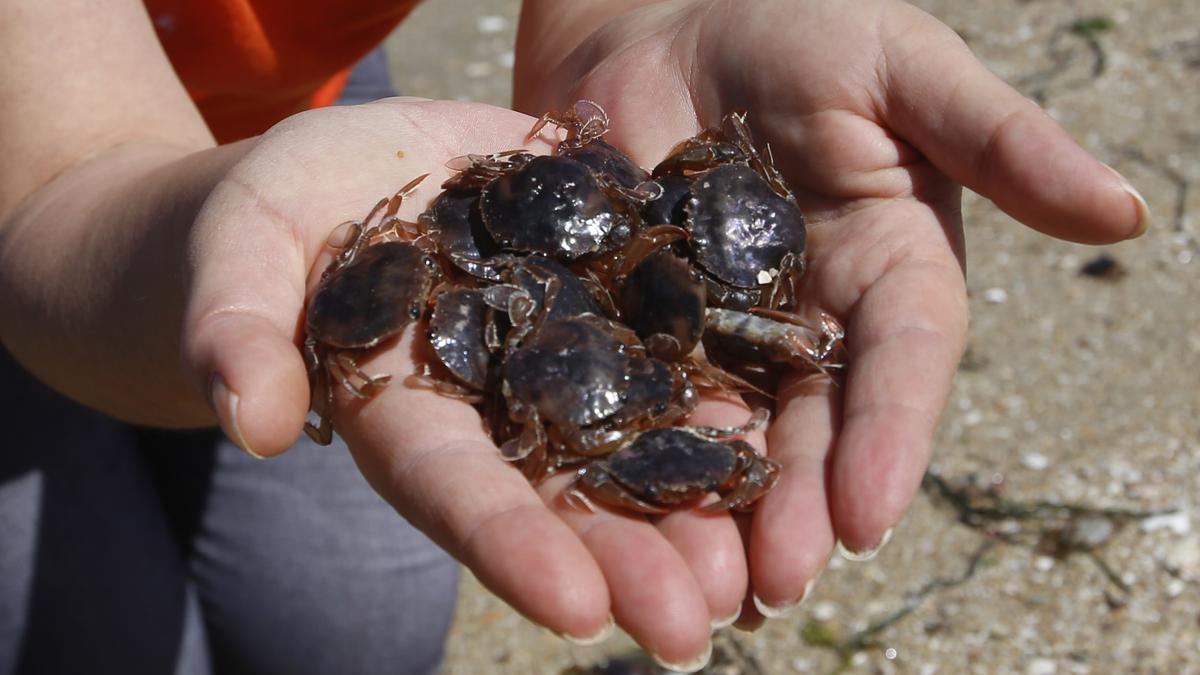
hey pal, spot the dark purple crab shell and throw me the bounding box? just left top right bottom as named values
left=305, top=241, right=440, bottom=349
left=685, top=163, right=806, bottom=290
left=604, top=428, right=738, bottom=505
left=418, top=188, right=502, bottom=281
left=504, top=317, right=630, bottom=429
left=428, top=288, right=492, bottom=390
left=559, top=138, right=650, bottom=192
left=639, top=174, right=692, bottom=227
left=480, top=155, right=624, bottom=260
left=617, top=249, right=706, bottom=361
left=610, top=356, right=675, bottom=425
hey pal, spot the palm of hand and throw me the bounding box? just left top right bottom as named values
left=514, top=0, right=971, bottom=633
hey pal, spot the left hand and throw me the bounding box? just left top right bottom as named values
left=514, top=0, right=1146, bottom=644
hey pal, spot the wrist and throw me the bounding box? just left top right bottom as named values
left=0, top=140, right=254, bottom=427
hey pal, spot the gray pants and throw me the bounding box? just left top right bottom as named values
left=0, top=50, right=458, bottom=675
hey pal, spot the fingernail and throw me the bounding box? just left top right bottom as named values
left=651, top=640, right=712, bottom=673
left=752, top=575, right=818, bottom=619
left=210, top=374, right=264, bottom=459
left=710, top=607, right=741, bottom=630
left=1124, top=182, right=1151, bottom=239
left=560, top=614, right=614, bottom=646
left=1104, top=164, right=1151, bottom=239
left=837, top=527, right=893, bottom=562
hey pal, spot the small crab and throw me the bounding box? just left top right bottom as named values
left=654, top=110, right=791, bottom=200
left=649, top=111, right=808, bottom=311
left=478, top=254, right=610, bottom=353
left=416, top=187, right=502, bottom=281
left=501, top=315, right=638, bottom=462
left=703, top=308, right=847, bottom=378
left=303, top=178, right=441, bottom=444
left=479, top=155, right=627, bottom=261
left=608, top=229, right=778, bottom=397
left=686, top=163, right=806, bottom=310
left=565, top=412, right=778, bottom=514
left=517, top=353, right=699, bottom=482
left=418, top=288, right=496, bottom=400
left=528, top=99, right=612, bottom=150
left=304, top=241, right=443, bottom=444
left=546, top=355, right=699, bottom=459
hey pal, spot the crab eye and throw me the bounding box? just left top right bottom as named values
left=409, top=303, right=422, bottom=320
left=422, top=256, right=436, bottom=269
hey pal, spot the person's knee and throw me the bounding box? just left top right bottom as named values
left=190, top=439, right=459, bottom=675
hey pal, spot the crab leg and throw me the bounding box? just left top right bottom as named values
left=332, top=352, right=392, bottom=398
left=764, top=251, right=806, bottom=310
left=748, top=307, right=847, bottom=368
left=566, top=466, right=670, bottom=515
left=687, top=408, right=770, bottom=441
left=560, top=426, right=637, bottom=457
left=303, top=356, right=336, bottom=445
left=408, top=364, right=484, bottom=404
left=611, top=224, right=689, bottom=281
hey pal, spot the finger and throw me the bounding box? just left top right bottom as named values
left=726, top=512, right=769, bottom=631
left=653, top=507, right=745, bottom=630
left=658, top=398, right=766, bottom=628
left=879, top=4, right=1148, bottom=243
left=338, top=327, right=612, bottom=642
left=540, top=473, right=713, bottom=671
left=830, top=252, right=967, bottom=553
left=183, top=180, right=312, bottom=458
left=747, top=375, right=839, bottom=615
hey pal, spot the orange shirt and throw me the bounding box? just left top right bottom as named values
left=146, top=0, right=420, bottom=143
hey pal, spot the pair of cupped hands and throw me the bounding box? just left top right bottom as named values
left=182, top=1, right=1144, bottom=669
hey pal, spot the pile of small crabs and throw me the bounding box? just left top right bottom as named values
left=303, top=101, right=846, bottom=515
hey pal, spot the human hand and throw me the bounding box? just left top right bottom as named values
left=515, top=0, right=1147, bottom=638
left=183, top=98, right=746, bottom=670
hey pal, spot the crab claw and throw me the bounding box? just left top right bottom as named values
left=701, top=442, right=781, bottom=512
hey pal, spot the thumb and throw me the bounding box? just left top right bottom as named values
left=182, top=181, right=311, bottom=458
left=880, top=7, right=1148, bottom=244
